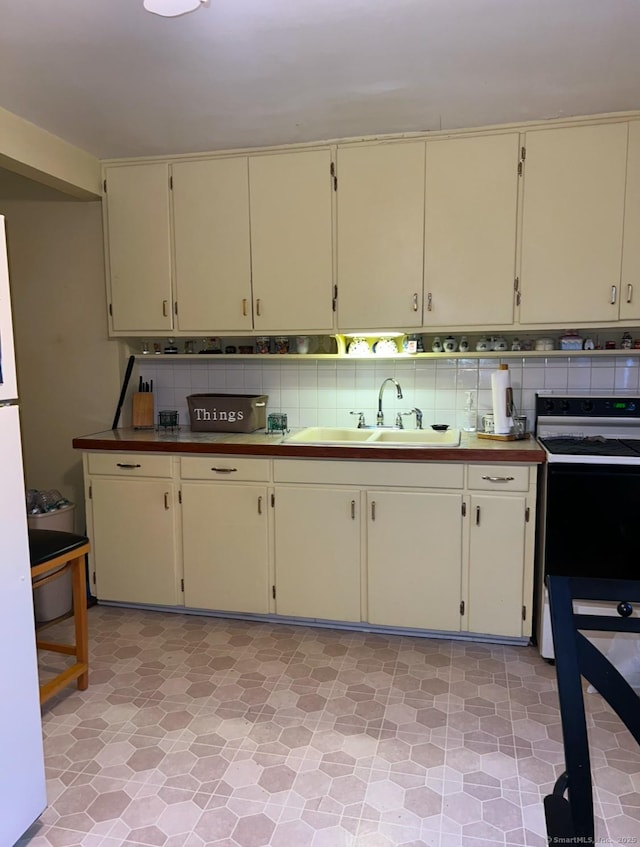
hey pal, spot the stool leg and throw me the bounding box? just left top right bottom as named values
left=71, top=553, right=89, bottom=691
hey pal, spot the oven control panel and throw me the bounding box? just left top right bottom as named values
left=536, top=395, right=640, bottom=418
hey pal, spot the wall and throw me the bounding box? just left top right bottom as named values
left=1, top=201, right=121, bottom=531
left=134, top=352, right=640, bottom=433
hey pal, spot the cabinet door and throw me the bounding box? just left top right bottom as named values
left=519, top=122, right=628, bottom=324
left=172, top=157, right=253, bottom=332
left=337, top=142, right=425, bottom=329
left=468, top=495, right=525, bottom=637
left=620, top=121, right=640, bottom=320
left=104, top=163, right=173, bottom=332
left=181, top=483, right=269, bottom=614
left=274, top=486, right=361, bottom=621
left=424, top=133, right=519, bottom=326
left=249, top=149, right=334, bottom=332
left=367, top=491, right=462, bottom=631
left=90, top=478, right=179, bottom=605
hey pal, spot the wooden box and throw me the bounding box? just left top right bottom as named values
left=187, top=393, right=268, bottom=432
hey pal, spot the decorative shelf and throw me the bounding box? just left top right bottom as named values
left=133, top=348, right=640, bottom=362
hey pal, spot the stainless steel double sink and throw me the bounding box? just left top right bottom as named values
left=285, top=426, right=461, bottom=448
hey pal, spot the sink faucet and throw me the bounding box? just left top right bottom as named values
left=377, top=378, right=403, bottom=426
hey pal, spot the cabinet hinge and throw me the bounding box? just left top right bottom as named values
left=522, top=605, right=527, bottom=621
left=178, top=490, right=182, bottom=504
left=174, top=301, right=178, bottom=315
left=517, top=160, right=523, bottom=177
left=169, top=175, right=173, bottom=190
left=514, top=277, right=519, bottom=292
left=461, top=502, right=466, bottom=517
left=525, top=506, right=530, bottom=522
left=459, top=600, right=465, bottom=615
left=271, top=493, right=275, bottom=507
left=103, top=178, right=107, bottom=193
left=89, top=484, right=92, bottom=500
left=272, top=585, right=276, bottom=599
left=181, top=578, right=184, bottom=592
left=521, top=146, right=526, bottom=161
left=109, top=303, right=113, bottom=317
left=330, top=161, right=337, bottom=191
left=92, top=572, right=96, bottom=585
left=332, top=284, right=338, bottom=312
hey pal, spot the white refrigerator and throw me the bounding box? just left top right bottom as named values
left=0, top=215, right=47, bottom=844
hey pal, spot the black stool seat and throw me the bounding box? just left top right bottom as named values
left=28, top=529, right=89, bottom=568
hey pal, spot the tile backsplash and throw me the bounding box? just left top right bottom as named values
left=136, top=355, right=640, bottom=432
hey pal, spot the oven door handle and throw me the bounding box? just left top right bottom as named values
left=481, top=475, right=515, bottom=483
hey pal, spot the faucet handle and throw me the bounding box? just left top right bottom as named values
left=401, top=408, right=424, bottom=429
left=395, top=412, right=404, bottom=429
left=350, top=411, right=366, bottom=428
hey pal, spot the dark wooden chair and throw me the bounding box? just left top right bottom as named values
left=29, top=529, right=90, bottom=704
left=545, top=575, right=640, bottom=846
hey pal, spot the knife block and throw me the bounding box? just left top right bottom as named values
left=132, top=393, right=154, bottom=429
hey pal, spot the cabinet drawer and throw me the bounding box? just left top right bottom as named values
left=87, top=452, right=173, bottom=478
left=274, top=459, right=463, bottom=489
left=467, top=464, right=531, bottom=492
left=180, top=456, right=271, bottom=482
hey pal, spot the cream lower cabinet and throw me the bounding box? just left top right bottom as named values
left=465, top=465, right=537, bottom=638
left=180, top=457, right=271, bottom=614
left=273, top=486, right=361, bottom=621
left=467, top=494, right=526, bottom=637
left=84, top=453, right=181, bottom=606
left=366, top=490, right=463, bottom=631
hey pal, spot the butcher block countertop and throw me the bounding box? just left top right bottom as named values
left=73, top=428, right=546, bottom=463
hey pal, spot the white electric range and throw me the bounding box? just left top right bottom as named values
left=535, top=393, right=640, bottom=664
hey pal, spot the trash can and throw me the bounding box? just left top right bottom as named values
left=28, top=503, right=76, bottom=623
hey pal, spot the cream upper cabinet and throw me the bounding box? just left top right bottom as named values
left=620, top=121, right=640, bottom=320
left=367, top=490, right=463, bottom=632
left=336, top=141, right=426, bottom=330
left=248, top=149, right=334, bottom=332
left=519, top=122, right=628, bottom=325
left=172, top=157, right=253, bottom=333
left=181, top=482, right=270, bottom=614
left=424, top=133, right=520, bottom=327
left=104, top=163, right=173, bottom=332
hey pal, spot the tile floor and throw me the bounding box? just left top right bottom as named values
left=19, top=606, right=640, bottom=847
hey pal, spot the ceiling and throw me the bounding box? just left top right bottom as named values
left=0, top=0, right=639, bottom=162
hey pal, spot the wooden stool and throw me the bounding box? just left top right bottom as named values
left=29, top=529, right=90, bottom=704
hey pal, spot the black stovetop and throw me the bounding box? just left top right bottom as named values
left=540, top=436, right=640, bottom=457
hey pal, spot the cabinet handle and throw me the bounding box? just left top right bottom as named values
left=256, top=298, right=262, bottom=316
left=412, top=292, right=419, bottom=312
left=242, top=298, right=248, bottom=316
left=116, top=463, right=141, bottom=469
left=163, top=299, right=169, bottom=317
left=611, top=285, right=617, bottom=305
left=258, top=496, right=262, bottom=515
left=427, top=292, right=433, bottom=312
left=371, top=500, right=376, bottom=521
left=627, top=284, right=633, bottom=304
left=351, top=499, right=356, bottom=520
left=475, top=505, right=480, bottom=526
left=211, top=467, right=238, bottom=474
left=164, top=492, right=170, bottom=510
left=480, top=475, right=514, bottom=483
